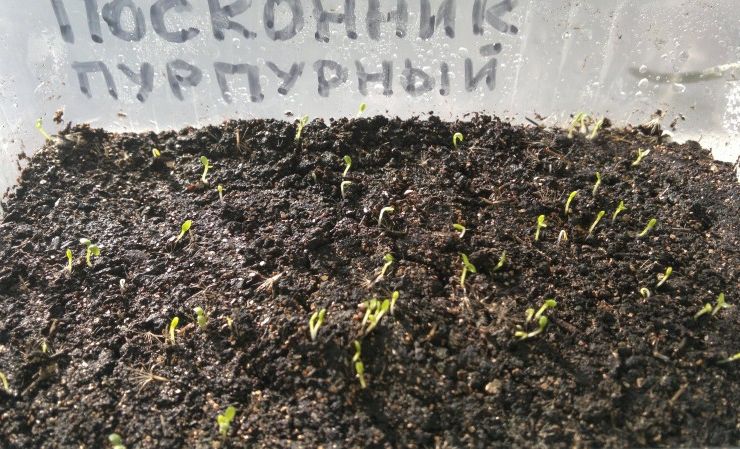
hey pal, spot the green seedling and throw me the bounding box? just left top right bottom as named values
left=308, top=308, right=326, bottom=341
left=342, top=155, right=352, bottom=178
left=357, top=102, right=367, bottom=117
left=564, top=190, right=578, bottom=215
left=567, top=112, right=587, bottom=139
left=0, top=371, right=9, bottom=393
left=65, top=249, right=73, bottom=272
left=176, top=220, right=192, bottom=242
left=588, top=210, right=606, bottom=238
left=378, top=206, right=395, bottom=226
left=79, top=238, right=100, bottom=267
left=363, top=298, right=390, bottom=334
left=533, top=299, right=557, bottom=322
left=592, top=172, right=601, bottom=197
left=217, top=406, right=237, bottom=437
left=340, top=180, right=353, bottom=199
left=152, top=148, right=161, bottom=158
left=459, top=253, right=477, bottom=288
left=493, top=250, right=507, bottom=272
left=640, top=287, right=651, bottom=299
left=656, top=266, right=673, bottom=287
left=515, top=316, right=549, bottom=340
left=194, top=307, right=207, bottom=330
left=720, top=353, right=740, bottom=364
left=390, top=291, right=400, bottom=314
left=379, top=253, right=394, bottom=278
left=632, top=148, right=651, bottom=166
left=294, top=115, right=309, bottom=141
left=557, top=230, right=569, bottom=243
left=35, top=118, right=52, bottom=141
left=534, top=215, right=547, bottom=241
left=453, top=132, right=464, bottom=148
left=200, top=156, right=213, bottom=183
left=453, top=223, right=466, bottom=238
left=352, top=340, right=367, bottom=389
left=694, top=303, right=712, bottom=320
left=711, top=293, right=730, bottom=316
left=587, top=117, right=605, bottom=140
left=108, top=433, right=126, bottom=449
left=637, top=218, right=657, bottom=238
left=612, top=201, right=626, bottom=221
left=168, top=317, right=179, bottom=344
left=217, top=184, right=224, bottom=202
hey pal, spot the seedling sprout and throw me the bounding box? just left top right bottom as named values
left=357, top=102, right=367, bottom=117
left=340, top=181, right=353, bottom=199
left=534, top=215, right=547, bottom=241
left=564, top=190, right=578, bottom=214
left=176, top=220, right=192, bottom=242
left=493, top=250, right=507, bottom=272
left=459, top=253, right=477, bottom=288
left=632, top=148, right=651, bottom=166
left=534, top=299, right=557, bottom=321
left=694, top=303, right=712, bottom=320
left=152, top=148, right=161, bottom=158
left=217, top=184, right=224, bottom=202
left=640, top=288, right=651, bottom=299
left=217, top=406, right=236, bottom=437
left=342, top=155, right=352, bottom=177
left=194, top=307, right=207, bottom=330
left=308, top=308, right=326, bottom=341
left=588, top=211, right=606, bottom=237
left=567, top=112, right=588, bottom=139
left=612, top=201, right=626, bottom=221
left=656, top=267, right=673, bottom=287
left=108, top=433, right=127, bottom=449
left=720, top=353, right=740, bottom=364
left=453, top=132, right=464, bottom=148
left=200, top=156, right=213, bottom=184
left=557, top=230, right=569, bottom=243
left=390, top=291, right=400, bottom=314
left=592, top=172, right=602, bottom=197
left=515, top=316, right=550, bottom=340
left=353, top=340, right=367, bottom=389
left=35, top=118, right=52, bottom=141
left=65, top=249, right=73, bottom=272
left=378, top=206, right=395, bottom=226
left=168, top=317, right=179, bottom=344
left=0, top=371, right=9, bottom=393
left=352, top=340, right=362, bottom=362
left=587, top=117, right=605, bottom=140
left=363, top=299, right=390, bottom=334
left=379, top=253, right=395, bottom=278
left=711, top=293, right=730, bottom=316
left=453, top=223, right=466, bottom=238
left=637, top=218, right=657, bottom=238
left=294, top=115, right=309, bottom=141
left=79, top=238, right=100, bottom=267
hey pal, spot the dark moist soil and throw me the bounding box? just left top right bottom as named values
left=0, top=115, right=738, bottom=449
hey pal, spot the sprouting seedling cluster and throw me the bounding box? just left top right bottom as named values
left=695, top=293, right=731, bottom=319
left=515, top=299, right=556, bottom=340
left=79, top=238, right=100, bottom=267
left=217, top=406, right=237, bottom=437
left=308, top=308, right=326, bottom=341
left=567, top=112, right=588, bottom=139
left=656, top=266, right=673, bottom=287
left=200, top=156, right=213, bottom=184
left=378, top=206, right=394, bottom=226
left=176, top=220, right=192, bottom=242
left=352, top=340, right=366, bottom=389
left=453, top=223, right=466, bottom=238
left=459, top=253, right=477, bottom=287
left=362, top=298, right=390, bottom=334
left=294, top=115, right=309, bottom=141
left=632, top=148, right=651, bottom=166
left=637, top=218, right=657, bottom=238
left=453, top=132, right=464, bottom=148
left=35, top=118, right=53, bottom=141
left=534, top=215, right=547, bottom=241
left=564, top=190, right=578, bottom=215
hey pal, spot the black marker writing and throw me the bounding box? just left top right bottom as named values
left=101, top=0, right=147, bottom=42
left=265, top=61, right=305, bottom=95
left=166, top=59, right=203, bottom=100
left=71, top=61, right=118, bottom=99
left=208, top=0, right=256, bottom=41
left=355, top=60, right=393, bottom=96
left=117, top=62, right=154, bottom=102
left=263, top=0, right=304, bottom=41
left=151, top=0, right=200, bottom=43
left=313, top=60, right=348, bottom=97
left=214, top=62, right=264, bottom=103
left=419, top=0, right=455, bottom=39
left=312, top=0, right=357, bottom=42
left=50, top=0, right=74, bottom=43
left=366, top=0, right=408, bottom=40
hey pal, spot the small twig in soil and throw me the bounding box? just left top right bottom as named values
left=256, top=272, right=283, bottom=294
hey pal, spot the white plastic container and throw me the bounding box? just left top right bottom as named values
left=1, top=0, right=738, bottom=192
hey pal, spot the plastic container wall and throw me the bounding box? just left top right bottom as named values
left=1, top=0, right=738, bottom=193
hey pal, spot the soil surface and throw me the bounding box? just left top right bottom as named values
left=0, top=116, right=738, bottom=449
